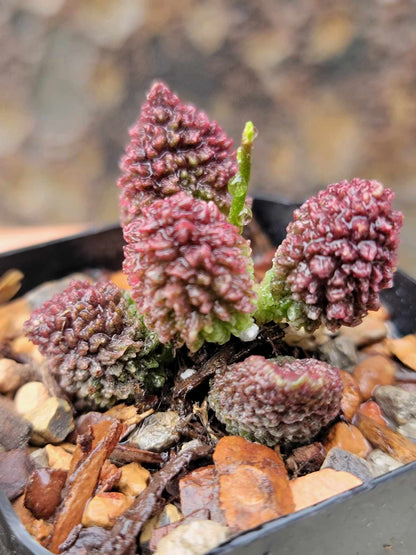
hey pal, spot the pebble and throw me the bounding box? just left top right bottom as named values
left=366, top=449, right=403, bottom=477
left=386, top=335, right=416, bottom=371
left=0, top=396, right=32, bottom=450
left=324, top=422, right=370, bottom=458
left=339, top=314, right=387, bottom=347
left=319, top=335, right=358, bottom=370
left=82, top=492, right=132, bottom=528
left=0, top=449, right=34, bottom=500
left=339, top=370, right=362, bottom=421
left=140, top=504, right=183, bottom=547
left=285, top=443, right=327, bottom=477
left=357, top=400, right=386, bottom=427
left=373, top=385, right=416, bottom=426
left=352, top=355, right=395, bottom=400
left=118, top=462, right=150, bottom=496
left=321, top=447, right=373, bottom=482
left=289, top=468, right=362, bottom=512
left=398, top=421, right=416, bottom=441
left=128, top=411, right=180, bottom=452
left=44, top=444, right=72, bottom=471
left=14, top=381, right=50, bottom=415
left=154, top=519, right=230, bottom=555
left=25, top=397, right=74, bottom=446
left=29, top=448, right=49, bottom=469
left=0, top=358, right=24, bottom=393
left=24, top=467, right=67, bottom=519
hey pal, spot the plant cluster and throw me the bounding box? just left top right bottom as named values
left=25, top=82, right=403, bottom=446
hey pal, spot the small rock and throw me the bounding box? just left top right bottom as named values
left=353, top=355, right=395, bottom=400
left=339, top=370, right=362, bottom=421
left=398, top=421, right=416, bottom=441
left=12, top=495, right=53, bottom=544
left=324, top=422, right=370, bottom=458
left=10, top=337, right=43, bottom=364
left=321, top=447, right=373, bottom=482
left=289, top=468, right=362, bottom=512
left=0, top=358, right=24, bottom=393
left=140, top=504, right=183, bottom=548
left=118, top=462, right=150, bottom=496
left=361, top=340, right=392, bottom=358
left=357, top=400, right=386, bottom=426
left=386, top=335, right=416, bottom=370
left=180, top=439, right=205, bottom=453
left=25, top=397, right=74, bottom=446
left=154, top=519, right=230, bottom=555
left=15, top=381, right=50, bottom=415
left=356, top=413, right=416, bottom=464
left=319, top=335, right=358, bottom=370
left=0, top=449, right=34, bottom=500
left=24, top=467, right=67, bottom=519
left=339, top=314, right=387, bottom=347
left=0, top=297, right=31, bottom=342
left=82, top=492, right=132, bottom=528
left=128, top=411, right=180, bottom=452
left=286, top=443, right=327, bottom=477
left=374, top=385, right=416, bottom=425
left=179, top=465, right=223, bottom=523
left=0, top=396, right=32, bottom=450
left=367, top=449, right=403, bottom=477
left=29, top=448, right=49, bottom=469
left=44, top=444, right=72, bottom=471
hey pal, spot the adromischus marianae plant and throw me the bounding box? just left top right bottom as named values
left=118, top=81, right=238, bottom=225
left=123, top=191, right=257, bottom=352
left=256, top=178, right=403, bottom=332
left=208, top=355, right=343, bottom=446
left=24, top=280, right=171, bottom=408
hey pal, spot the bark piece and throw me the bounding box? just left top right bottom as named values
left=110, top=444, right=163, bottom=466
left=286, top=442, right=327, bottom=477
left=356, top=413, right=416, bottom=464
left=339, top=370, right=362, bottom=421
left=47, top=420, right=123, bottom=553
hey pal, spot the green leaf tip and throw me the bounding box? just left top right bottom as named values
left=228, top=121, right=257, bottom=232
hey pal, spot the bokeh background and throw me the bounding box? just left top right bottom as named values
left=1, top=0, right=416, bottom=275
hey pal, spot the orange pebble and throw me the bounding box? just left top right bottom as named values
left=339, top=371, right=362, bottom=421
left=290, top=468, right=362, bottom=512
left=353, top=355, right=395, bottom=400
left=324, top=422, right=371, bottom=458
left=357, top=400, right=386, bottom=427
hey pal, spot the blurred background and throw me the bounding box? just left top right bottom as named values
left=1, top=0, right=416, bottom=275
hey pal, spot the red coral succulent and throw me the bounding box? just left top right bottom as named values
left=123, top=192, right=256, bottom=352
left=208, top=355, right=343, bottom=446
left=118, top=81, right=237, bottom=225
left=257, top=178, right=403, bottom=331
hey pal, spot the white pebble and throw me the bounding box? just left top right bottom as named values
left=237, top=323, right=259, bottom=342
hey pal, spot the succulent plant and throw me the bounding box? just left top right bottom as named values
left=256, top=178, right=403, bottom=332
left=123, top=191, right=257, bottom=352
left=208, top=354, right=343, bottom=446
left=118, top=81, right=237, bottom=225
left=24, top=280, right=171, bottom=408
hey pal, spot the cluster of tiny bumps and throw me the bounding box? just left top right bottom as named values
left=24, top=82, right=403, bottom=447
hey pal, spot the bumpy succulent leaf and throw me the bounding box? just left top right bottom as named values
left=256, top=178, right=403, bottom=331
left=118, top=81, right=237, bottom=225
left=24, top=280, right=171, bottom=408
left=208, top=355, right=343, bottom=446
left=123, top=192, right=257, bottom=352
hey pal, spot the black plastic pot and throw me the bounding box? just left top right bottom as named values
left=0, top=197, right=415, bottom=555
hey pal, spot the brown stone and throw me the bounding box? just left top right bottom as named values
left=213, top=436, right=294, bottom=532
left=339, top=370, right=362, bottom=421
left=13, top=495, right=53, bottom=544
left=353, top=355, right=395, bottom=400
left=290, top=468, right=362, bottom=512
left=285, top=443, right=327, bottom=478
left=0, top=358, right=24, bottom=393
left=324, top=422, right=370, bottom=458
left=356, top=413, right=416, bottom=464
left=339, top=314, right=388, bottom=347
left=24, top=467, right=67, bottom=519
